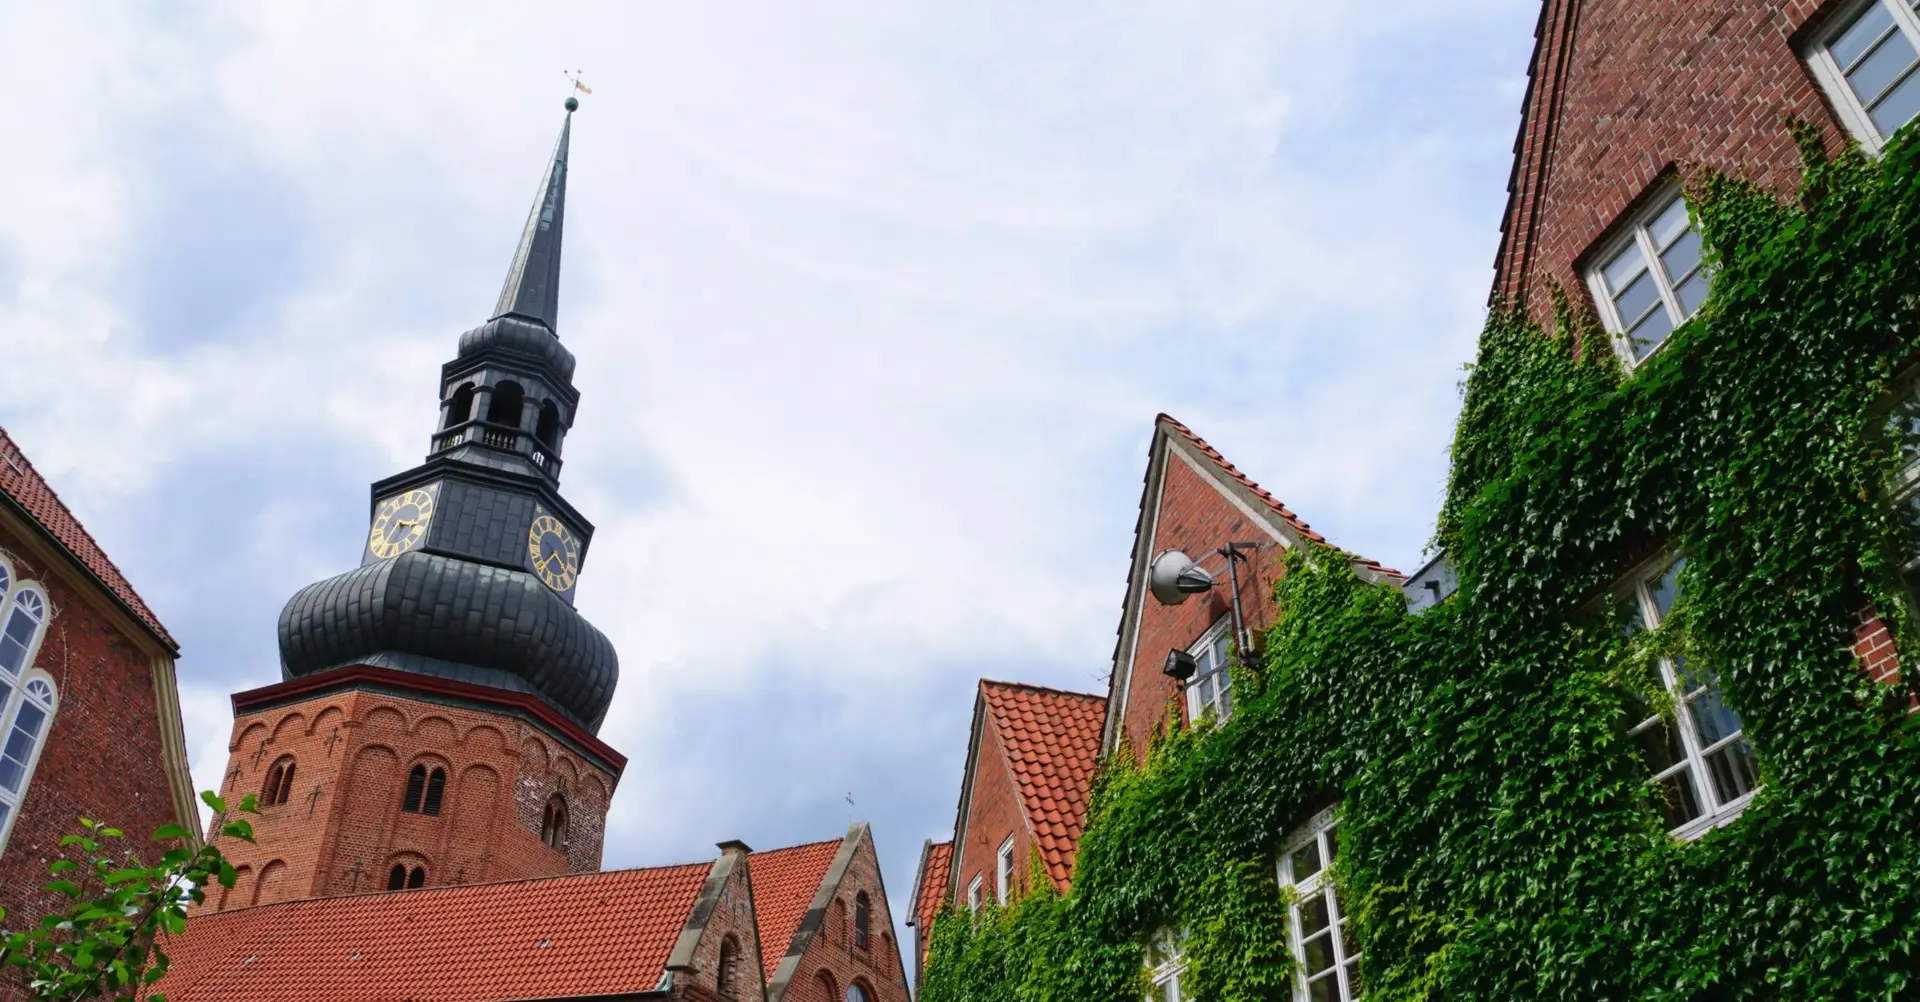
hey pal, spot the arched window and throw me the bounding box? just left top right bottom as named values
left=485, top=380, right=525, bottom=428
left=813, top=971, right=838, bottom=1002
left=0, top=587, right=47, bottom=677
left=540, top=794, right=568, bottom=850
left=0, top=673, right=55, bottom=844
left=854, top=891, right=871, bottom=950
left=717, top=935, right=742, bottom=997
left=408, top=865, right=425, bottom=888
left=535, top=400, right=561, bottom=448
left=846, top=983, right=870, bottom=1002
left=402, top=764, right=446, bottom=815
left=387, top=863, right=426, bottom=890
left=829, top=898, right=847, bottom=945
left=261, top=756, right=296, bottom=807
left=444, top=382, right=476, bottom=427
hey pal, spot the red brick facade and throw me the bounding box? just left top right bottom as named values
left=204, top=683, right=618, bottom=909
left=768, top=831, right=910, bottom=1002
left=951, top=701, right=1026, bottom=912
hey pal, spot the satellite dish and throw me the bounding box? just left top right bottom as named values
left=1148, top=550, right=1214, bottom=605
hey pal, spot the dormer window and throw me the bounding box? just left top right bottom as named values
left=1586, top=189, right=1709, bottom=367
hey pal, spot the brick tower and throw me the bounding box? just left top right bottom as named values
left=207, top=98, right=628, bottom=911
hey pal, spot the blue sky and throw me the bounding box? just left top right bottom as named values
left=0, top=0, right=1539, bottom=973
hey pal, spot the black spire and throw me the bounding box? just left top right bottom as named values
left=491, top=100, right=574, bottom=332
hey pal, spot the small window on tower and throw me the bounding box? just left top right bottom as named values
left=261, top=756, right=296, bottom=808
left=422, top=767, right=446, bottom=816
left=486, top=380, right=526, bottom=428
left=536, top=400, right=561, bottom=448
left=387, top=864, right=406, bottom=891
left=402, top=764, right=427, bottom=813
left=541, top=794, right=568, bottom=850
left=407, top=866, right=425, bottom=889
left=444, top=382, right=476, bottom=427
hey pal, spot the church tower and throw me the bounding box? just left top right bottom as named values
left=207, top=99, right=627, bottom=910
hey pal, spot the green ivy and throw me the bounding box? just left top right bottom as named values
left=920, top=122, right=1920, bottom=1001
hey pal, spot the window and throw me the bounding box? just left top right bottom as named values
left=0, top=586, right=47, bottom=677
left=846, top=985, right=870, bottom=1002
left=854, top=891, right=872, bottom=950
left=1808, top=0, right=1920, bottom=152
left=967, top=874, right=983, bottom=913
left=444, top=382, right=476, bottom=427
left=1619, top=557, right=1760, bottom=836
left=1586, top=189, right=1709, bottom=366
left=485, top=380, right=525, bottom=428
left=387, top=863, right=425, bottom=890
left=1887, top=382, right=1920, bottom=608
left=717, top=935, right=742, bottom=997
left=995, top=836, right=1015, bottom=905
left=261, top=756, right=296, bottom=807
left=1280, top=809, right=1359, bottom=1002
left=541, top=794, right=568, bottom=850
left=1184, top=620, right=1234, bottom=722
left=0, top=561, right=55, bottom=855
left=1145, top=928, right=1188, bottom=1002
left=401, top=765, right=446, bottom=815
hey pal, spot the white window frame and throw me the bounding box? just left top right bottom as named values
left=1886, top=374, right=1920, bottom=605
left=1145, top=927, right=1188, bottom=1002
left=1805, top=0, right=1920, bottom=154
left=0, top=555, right=55, bottom=859
left=1279, top=807, right=1359, bottom=1002
left=995, top=835, right=1015, bottom=905
left=1584, top=187, right=1708, bottom=370
left=967, top=874, right=983, bottom=914
left=1183, top=618, right=1235, bottom=724
left=1619, top=555, right=1759, bottom=841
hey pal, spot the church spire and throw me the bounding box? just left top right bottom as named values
left=491, top=97, right=576, bottom=332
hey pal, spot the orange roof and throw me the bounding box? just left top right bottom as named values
left=155, top=863, right=712, bottom=1001
left=749, top=837, right=843, bottom=980
left=1157, top=414, right=1403, bottom=580
left=912, top=840, right=952, bottom=931
left=0, top=427, right=174, bottom=647
left=980, top=680, right=1106, bottom=888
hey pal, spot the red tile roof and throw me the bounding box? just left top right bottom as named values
left=750, top=837, right=844, bottom=980
left=1157, top=414, right=1404, bottom=580
left=154, top=862, right=712, bottom=1002
left=0, top=427, right=175, bottom=648
left=980, top=680, right=1106, bottom=889
left=912, top=840, right=952, bottom=932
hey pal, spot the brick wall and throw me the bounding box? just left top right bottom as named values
left=0, top=533, right=184, bottom=939
left=952, top=715, right=1028, bottom=914
left=205, top=687, right=615, bottom=909
left=1495, top=0, right=1846, bottom=325
left=1113, top=449, right=1285, bottom=762
left=784, top=836, right=909, bottom=1002
left=676, top=847, right=765, bottom=1002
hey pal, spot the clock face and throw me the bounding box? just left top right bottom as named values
left=527, top=513, right=581, bottom=593
left=368, top=488, right=436, bottom=560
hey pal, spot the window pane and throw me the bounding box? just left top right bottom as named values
left=1627, top=302, right=1676, bottom=360
left=1674, top=270, right=1711, bottom=319
left=0, top=638, right=24, bottom=677
left=1299, top=894, right=1331, bottom=936
left=1612, top=271, right=1663, bottom=330
left=1705, top=740, right=1761, bottom=804
left=1687, top=687, right=1744, bottom=746
left=1647, top=196, right=1692, bottom=251
left=0, top=758, right=21, bottom=794
left=1657, top=770, right=1705, bottom=828
left=1324, top=826, right=1338, bottom=861
left=1601, top=240, right=1649, bottom=294
left=1196, top=675, right=1216, bottom=710
left=1832, top=2, right=1898, bottom=69
left=1290, top=839, right=1323, bottom=882
left=1659, top=228, right=1702, bottom=286
left=1649, top=560, right=1685, bottom=621
left=1870, top=67, right=1920, bottom=136
left=1631, top=718, right=1687, bottom=773
left=1849, top=25, right=1920, bottom=105
left=1308, top=974, right=1343, bottom=1002
left=1302, top=930, right=1337, bottom=976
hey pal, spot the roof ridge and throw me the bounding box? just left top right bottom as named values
left=0, top=427, right=175, bottom=645
left=193, top=858, right=716, bottom=919
left=750, top=836, right=846, bottom=856
left=978, top=677, right=1107, bottom=702
left=1154, top=413, right=1404, bottom=579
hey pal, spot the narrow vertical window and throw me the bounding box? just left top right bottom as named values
left=1586, top=190, right=1708, bottom=366
left=1620, top=558, right=1760, bottom=835
left=995, top=836, right=1015, bottom=905
left=0, top=588, right=47, bottom=677
left=1184, top=621, right=1235, bottom=722
left=1146, top=928, right=1188, bottom=1002
left=1281, top=809, right=1359, bottom=1002
left=1807, top=0, right=1920, bottom=152
left=717, top=935, right=741, bottom=997
left=967, top=874, right=983, bottom=914
left=261, top=756, right=296, bottom=807
left=402, top=764, right=427, bottom=812
left=387, top=864, right=406, bottom=890
left=854, top=891, right=872, bottom=950
left=0, top=674, right=55, bottom=850
left=406, top=865, right=425, bottom=889
left=541, top=794, right=568, bottom=850
left=422, top=767, right=446, bottom=816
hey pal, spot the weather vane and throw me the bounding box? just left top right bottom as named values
left=565, top=69, right=593, bottom=97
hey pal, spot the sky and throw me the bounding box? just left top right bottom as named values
left=0, top=0, right=1540, bottom=977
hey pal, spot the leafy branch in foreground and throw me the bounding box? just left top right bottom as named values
left=0, top=791, right=257, bottom=1002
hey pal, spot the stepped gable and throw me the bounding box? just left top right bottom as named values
left=749, top=837, right=844, bottom=980
left=154, top=863, right=711, bottom=1001
left=980, top=680, right=1106, bottom=887
left=0, top=428, right=173, bottom=647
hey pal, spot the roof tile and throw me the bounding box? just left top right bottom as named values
left=914, top=841, right=952, bottom=933
left=980, top=680, right=1106, bottom=889
left=749, top=837, right=844, bottom=980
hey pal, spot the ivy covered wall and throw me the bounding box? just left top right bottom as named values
left=919, top=127, right=1920, bottom=1001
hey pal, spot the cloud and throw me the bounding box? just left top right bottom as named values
left=0, top=0, right=1541, bottom=979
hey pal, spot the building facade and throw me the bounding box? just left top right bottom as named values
left=0, top=430, right=200, bottom=951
